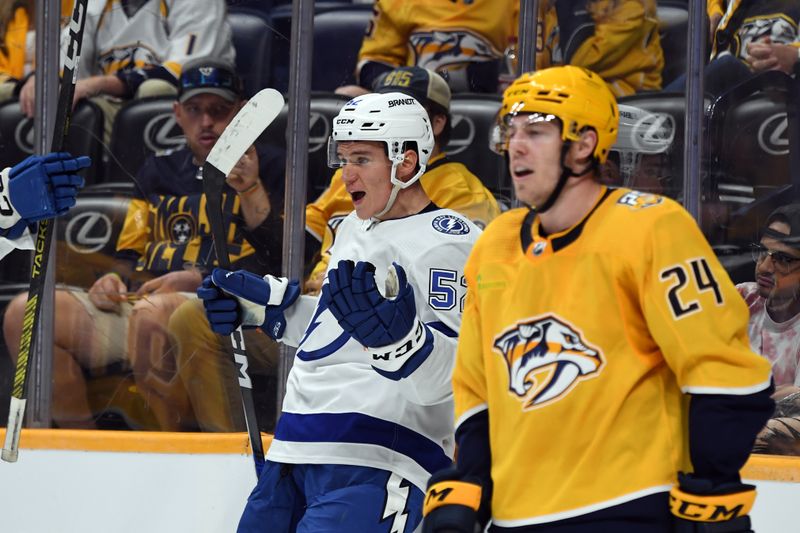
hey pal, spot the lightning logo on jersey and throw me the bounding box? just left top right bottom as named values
left=432, top=214, right=470, bottom=235
left=493, top=314, right=604, bottom=409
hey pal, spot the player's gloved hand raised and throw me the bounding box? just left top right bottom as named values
left=197, top=268, right=300, bottom=339
left=0, top=152, right=90, bottom=238
left=422, top=467, right=483, bottom=533
left=670, top=472, right=756, bottom=532
left=322, top=260, right=418, bottom=347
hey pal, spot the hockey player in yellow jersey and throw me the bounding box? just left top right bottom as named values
left=421, top=66, right=774, bottom=532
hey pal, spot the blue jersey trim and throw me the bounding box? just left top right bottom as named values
left=427, top=320, right=457, bottom=338
left=274, top=411, right=451, bottom=475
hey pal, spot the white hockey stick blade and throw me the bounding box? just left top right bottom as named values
left=2, top=397, right=26, bottom=462
left=205, top=88, right=285, bottom=176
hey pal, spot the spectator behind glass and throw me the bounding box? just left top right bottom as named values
left=534, top=0, right=664, bottom=98
left=737, top=204, right=800, bottom=400
left=2, top=57, right=285, bottom=431
left=18, top=0, right=235, bottom=145
left=665, top=1, right=800, bottom=95
left=337, top=0, right=518, bottom=97
left=0, top=0, right=36, bottom=103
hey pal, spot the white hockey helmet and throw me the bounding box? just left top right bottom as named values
left=612, top=104, right=675, bottom=186
left=327, top=92, right=434, bottom=217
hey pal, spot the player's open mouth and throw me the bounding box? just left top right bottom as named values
left=513, top=167, right=533, bottom=178
left=351, top=191, right=366, bottom=202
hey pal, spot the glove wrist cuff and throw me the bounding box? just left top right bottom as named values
left=423, top=480, right=482, bottom=516
left=0, top=167, right=22, bottom=228
left=368, top=319, right=426, bottom=371
left=669, top=485, right=755, bottom=522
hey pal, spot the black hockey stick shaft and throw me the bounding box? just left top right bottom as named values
left=3, top=0, right=89, bottom=462
left=203, top=163, right=266, bottom=475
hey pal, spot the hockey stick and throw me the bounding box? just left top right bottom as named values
left=2, top=0, right=89, bottom=463
left=202, top=88, right=284, bottom=476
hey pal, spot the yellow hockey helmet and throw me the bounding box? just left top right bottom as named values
left=493, top=66, right=619, bottom=164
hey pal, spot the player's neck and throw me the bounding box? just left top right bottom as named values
left=378, top=183, right=430, bottom=221
left=538, top=177, right=602, bottom=234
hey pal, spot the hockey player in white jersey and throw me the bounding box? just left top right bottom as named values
left=198, top=92, right=481, bottom=532
left=0, top=152, right=90, bottom=259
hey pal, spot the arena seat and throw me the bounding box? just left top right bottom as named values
left=258, top=93, right=350, bottom=202
left=307, top=93, right=352, bottom=199
left=54, top=184, right=135, bottom=289
left=227, top=7, right=273, bottom=97
left=704, top=71, right=800, bottom=263
left=0, top=100, right=104, bottom=185
left=616, top=92, right=692, bottom=202
left=445, top=94, right=510, bottom=208
left=103, top=97, right=183, bottom=185
left=656, top=1, right=689, bottom=88
left=311, top=5, right=374, bottom=92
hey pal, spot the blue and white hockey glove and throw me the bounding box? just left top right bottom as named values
left=670, top=472, right=756, bottom=532
left=197, top=268, right=300, bottom=339
left=0, top=152, right=90, bottom=238
left=321, top=260, right=432, bottom=377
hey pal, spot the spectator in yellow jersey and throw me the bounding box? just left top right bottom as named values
left=534, top=0, right=664, bottom=97
left=2, top=58, right=285, bottom=430
left=338, top=0, right=518, bottom=96
left=0, top=0, right=33, bottom=103
left=0, top=0, right=78, bottom=103
left=165, top=66, right=500, bottom=434
left=421, top=66, right=773, bottom=533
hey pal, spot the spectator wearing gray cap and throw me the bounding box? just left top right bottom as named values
left=3, top=57, right=285, bottom=432
left=737, top=203, right=800, bottom=399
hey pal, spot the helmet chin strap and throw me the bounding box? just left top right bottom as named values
left=373, top=160, right=405, bottom=219
left=536, top=142, right=595, bottom=213
left=373, top=156, right=427, bottom=220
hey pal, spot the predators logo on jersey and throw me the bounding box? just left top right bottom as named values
left=493, top=314, right=604, bottom=410
left=616, top=190, right=663, bottom=211
left=408, top=29, right=500, bottom=72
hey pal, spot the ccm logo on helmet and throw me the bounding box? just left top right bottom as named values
left=336, top=118, right=355, bottom=125
left=388, top=98, right=415, bottom=108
